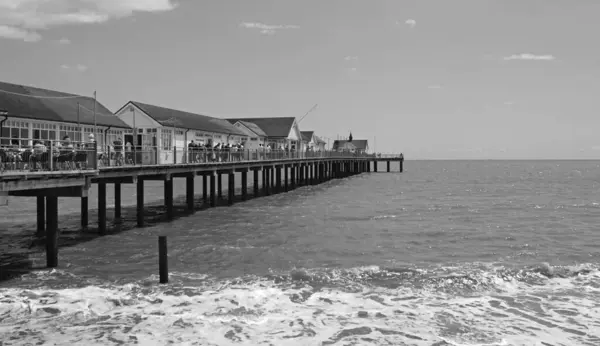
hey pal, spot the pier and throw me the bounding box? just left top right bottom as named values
left=0, top=147, right=403, bottom=268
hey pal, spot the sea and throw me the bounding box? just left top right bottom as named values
left=0, top=160, right=599, bottom=346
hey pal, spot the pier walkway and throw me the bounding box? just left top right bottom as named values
left=1, top=144, right=403, bottom=268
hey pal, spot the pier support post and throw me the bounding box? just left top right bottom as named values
left=202, top=174, right=208, bottom=205
left=276, top=166, right=282, bottom=193
left=387, top=161, right=390, bottom=172
left=253, top=169, right=259, bottom=197
left=261, top=168, right=266, bottom=194
left=98, top=182, right=107, bottom=235
left=164, top=177, right=174, bottom=220
left=80, top=196, right=88, bottom=230
left=158, top=236, right=168, bottom=284
left=284, top=165, right=289, bottom=192
left=290, top=166, right=296, bottom=189
left=137, top=179, right=144, bottom=227
left=270, top=167, right=275, bottom=191
left=186, top=175, right=194, bottom=212
left=400, top=158, right=404, bottom=173
left=241, top=171, right=248, bottom=201
left=114, top=183, right=122, bottom=220
left=367, top=161, right=370, bottom=172
left=210, top=173, right=216, bottom=207
left=264, top=167, right=270, bottom=196
left=36, top=196, right=45, bottom=235
left=228, top=172, right=235, bottom=206
left=374, top=161, right=378, bottom=172
left=217, top=173, right=223, bottom=200
left=45, top=196, right=58, bottom=268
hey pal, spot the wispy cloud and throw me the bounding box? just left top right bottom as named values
left=344, top=56, right=358, bottom=61
left=57, top=37, right=71, bottom=44
left=428, top=84, right=442, bottom=89
left=0, top=24, right=41, bottom=42
left=0, top=0, right=177, bottom=42
left=61, top=64, right=88, bottom=72
left=503, top=53, right=556, bottom=61
left=404, top=19, right=417, bottom=29
left=240, top=22, right=300, bottom=35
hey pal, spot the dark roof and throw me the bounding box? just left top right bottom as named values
left=333, top=139, right=369, bottom=150
left=226, top=117, right=296, bottom=138
left=129, top=101, right=247, bottom=136
left=301, top=131, right=314, bottom=142
left=238, top=121, right=267, bottom=137
left=0, top=81, right=130, bottom=128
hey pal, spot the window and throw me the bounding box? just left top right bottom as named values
left=31, top=122, right=57, bottom=146
left=2, top=120, right=30, bottom=146
left=59, top=124, right=82, bottom=143
left=175, top=130, right=184, bottom=136
left=162, top=129, right=172, bottom=150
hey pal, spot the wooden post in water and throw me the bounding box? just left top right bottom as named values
left=114, top=183, right=122, bottom=220
left=228, top=172, right=235, bottom=206
left=290, top=165, right=296, bottom=189
left=387, top=161, right=390, bottom=172
left=241, top=170, right=248, bottom=201
left=217, top=173, right=223, bottom=200
left=186, top=175, right=194, bottom=212
left=400, top=157, right=404, bottom=172
left=36, top=196, right=45, bottom=235
left=374, top=161, right=378, bottom=172
left=276, top=166, right=282, bottom=193
left=158, top=236, right=168, bottom=284
left=80, top=196, right=88, bottom=230
left=253, top=169, right=259, bottom=197
left=98, top=182, right=107, bottom=235
left=270, top=167, right=275, bottom=191
left=164, top=177, right=174, bottom=220
left=284, top=165, right=289, bottom=192
left=137, top=179, right=144, bottom=227
left=202, top=174, right=208, bottom=204
left=45, top=196, right=58, bottom=268
left=264, top=167, right=270, bottom=196
left=209, top=173, right=216, bottom=207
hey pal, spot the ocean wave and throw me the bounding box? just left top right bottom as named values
left=1, top=263, right=599, bottom=345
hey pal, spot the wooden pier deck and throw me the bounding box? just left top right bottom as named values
left=1, top=152, right=403, bottom=268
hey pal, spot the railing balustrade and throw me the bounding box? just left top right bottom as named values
left=0, top=136, right=401, bottom=175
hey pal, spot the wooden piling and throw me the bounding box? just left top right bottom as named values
left=387, top=161, right=390, bottom=172
left=186, top=175, right=194, bottom=212
left=276, top=166, right=282, bottom=193
left=284, top=165, right=289, bottom=192
left=165, top=177, right=174, bottom=220
left=264, top=167, right=270, bottom=195
left=253, top=169, right=259, bottom=197
left=80, top=196, right=88, bottom=230
left=290, top=165, right=296, bottom=189
left=158, top=236, right=168, bottom=284
left=98, top=182, right=107, bottom=235
left=137, top=179, right=144, bottom=227
left=374, top=161, right=378, bottom=172
left=114, top=183, right=121, bottom=220
left=36, top=196, right=45, bottom=235
left=202, top=174, right=208, bottom=204
left=228, top=172, right=235, bottom=206
left=45, top=196, right=58, bottom=268
left=241, top=171, right=248, bottom=201
left=400, top=158, right=404, bottom=172
left=210, top=173, right=216, bottom=207
left=217, top=173, right=223, bottom=200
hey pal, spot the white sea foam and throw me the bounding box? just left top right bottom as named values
left=1, top=266, right=599, bottom=346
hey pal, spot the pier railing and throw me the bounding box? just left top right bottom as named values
left=0, top=137, right=97, bottom=175
left=0, top=137, right=400, bottom=175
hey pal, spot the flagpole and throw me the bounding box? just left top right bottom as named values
left=93, top=91, right=97, bottom=142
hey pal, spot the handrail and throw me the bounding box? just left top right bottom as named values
left=0, top=136, right=402, bottom=175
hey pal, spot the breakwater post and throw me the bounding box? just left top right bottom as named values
left=159, top=235, right=168, bottom=284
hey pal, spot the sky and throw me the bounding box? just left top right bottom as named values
left=0, top=0, right=599, bottom=159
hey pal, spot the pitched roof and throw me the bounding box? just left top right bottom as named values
left=301, top=131, right=314, bottom=142
left=0, top=80, right=130, bottom=128
left=333, top=139, right=369, bottom=150
left=129, top=101, right=247, bottom=136
left=314, top=135, right=327, bottom=145
left=238, top=120, right=267, bottom=137
left=226, top=117, right=296, bottom=138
